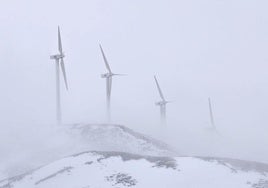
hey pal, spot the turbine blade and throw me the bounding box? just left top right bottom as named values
left=154, top=76, right=165, bottom=101
left=106, top=78, right=109, bottom=98
left=60, top=58, right=68, bottom=90
left=162, top=104, right=166, bottom=117
left=106, top=77, right=112, bottom=100
left=109, top=77, right=112, bottom=97
left=99, top=44, right=112, bottom=73
left=208, top=98, right=215, bottom=128
left=58, top=26, right=63, bottom=54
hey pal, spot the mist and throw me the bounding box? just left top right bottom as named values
left=1, top=0, right=268, bottom=179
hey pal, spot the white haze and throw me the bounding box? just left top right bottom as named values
left=0, top=0, right=268, bottom=178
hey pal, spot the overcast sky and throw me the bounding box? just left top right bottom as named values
left=0, top=0, right=268, bottom=171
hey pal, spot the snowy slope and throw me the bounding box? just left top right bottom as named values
left=1, top=151, right=268, bottom=188
left=0, top=124, right=176, bottom=180
left=68, top=123, right=177, bottom=156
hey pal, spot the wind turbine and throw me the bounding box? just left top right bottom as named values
left=154, top=76, right=170, bottom=124
left=208, top=97, right=216, bottom=130
left=99, top=44, right=124, bottom=122
left=50, top=26, right=68, bottom=125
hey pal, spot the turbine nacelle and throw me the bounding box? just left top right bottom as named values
left=101, top=73, right=124, bottom=78
left=101, top=73, right=112, bottom=78
left=155, top=101, right=168, bottom=106
left=50, top=53, right=65, bottom=60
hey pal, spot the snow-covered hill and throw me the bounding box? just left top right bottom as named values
left=1, top=151, right=268, bottom=188
left=68, top=123, right=177, bottom=156
left=0, top=124, right=176, bottom=180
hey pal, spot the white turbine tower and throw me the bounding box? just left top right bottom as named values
left=99, top=44, right=123, bottom=122
left=154, top=76, right=170, bottom=124
left=50, top=26, right=68, bottom=125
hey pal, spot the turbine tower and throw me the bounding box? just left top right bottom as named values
left=50, top=26, right=68, bottom=125
left=208, top=97, right=216, bottom=129
left=99, top=44, right=123, bottom=122
left=154, top=76, right=169, bottom=124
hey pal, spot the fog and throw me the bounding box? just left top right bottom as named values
left=0, top=0, right=268, bottom=179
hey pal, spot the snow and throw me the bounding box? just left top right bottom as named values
left=68, top=123, right=177, bottom=156
left=0, top=123, right=176, bottom=180
left=1, top=151, right=268, bottom=188
left=1, top=124, right=268, bottom=187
